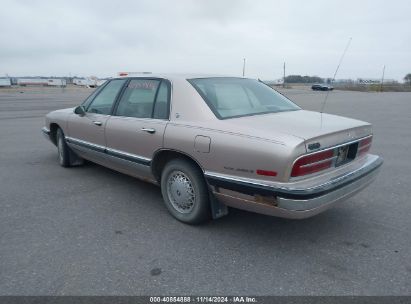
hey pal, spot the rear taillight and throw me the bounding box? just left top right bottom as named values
left=291, top=136, right=373, bottom=178
left=358, top=136, right=372, bottom=156
left=291, top=149, right=334, bottom=177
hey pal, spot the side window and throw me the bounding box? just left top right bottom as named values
left=87, top=79, right=126, bottom=115
left=81, top=83, right=106, bottom=108
left=115, top=79, right=160, bottom=118
left=153, top=81, right=170, bottom=119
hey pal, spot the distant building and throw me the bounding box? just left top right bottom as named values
left=73, top=77, right=107, bottom=88
left=16, top=77, right=66, bottom=87
left=72, top=78, right=90, bottom=86
left=96, top=79, right=107, bottom=86
left=17, top=78, right=48, bottom=86
left=0, top=78, right=11, bottom=87
left=262, top=79, right=284, bottom=85
left=357, top=78, right=397, bottom=84
left=46, top=78, right=67, bottom=87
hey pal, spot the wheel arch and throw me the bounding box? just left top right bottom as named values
left=49, top=123, right=61, bottom=145
left=151, top=149, right=205, bottom=182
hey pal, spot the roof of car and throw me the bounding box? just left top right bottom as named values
left=114, top=73, right=246, bottom=81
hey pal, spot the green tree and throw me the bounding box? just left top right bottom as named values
left=404, top=73, right=411, bottom=85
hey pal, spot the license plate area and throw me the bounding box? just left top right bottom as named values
left=335, top=142, right=359, bottom=167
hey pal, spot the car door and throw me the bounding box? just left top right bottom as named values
left=67, top=79, right=127, bottom=159
left=104, top=78, right=171, bottom=180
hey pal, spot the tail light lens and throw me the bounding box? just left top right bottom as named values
left=358, top=136, right=372, bottom=156
left=291, top=149, right=334, bottom=177
left=291, top=136, right=373, bottom=178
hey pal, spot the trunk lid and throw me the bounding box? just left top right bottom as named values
left=226, top=110, right=372, bottom=151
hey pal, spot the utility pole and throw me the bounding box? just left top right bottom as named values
left=283, top=62, right=286, bottom=88
left=380, top=65, right=385, bottom=92
left=242, top=58, right=246, bottom=77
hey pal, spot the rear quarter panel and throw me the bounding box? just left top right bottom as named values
left=163, top=122, right=306, bottom=183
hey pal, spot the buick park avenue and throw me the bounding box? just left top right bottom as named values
left=42, top=74, right=383, bottom=224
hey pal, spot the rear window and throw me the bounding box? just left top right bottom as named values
left=188, top=77, right=300, bottom=119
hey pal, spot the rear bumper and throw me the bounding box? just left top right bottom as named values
left=206, top=154, right=383, bottom=219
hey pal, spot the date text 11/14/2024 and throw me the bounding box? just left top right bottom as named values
left=149, top=296, right=257, bottom=303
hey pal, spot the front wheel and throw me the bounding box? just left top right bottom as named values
left=160, top=159, right=211, bottom=224
left=56, top=128, right=72, bottom=167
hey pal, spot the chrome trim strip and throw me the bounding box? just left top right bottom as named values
left=106, top=147, right=151, bottom=165
left=106, top=147, right=151, bottom=162
left=41, top=127, right=54, bottom=144
left=300, top=156, right=337, bottom=168
left=65, top=137, right=105, bottom=153
left=41, top=127, right=55, bottom=144
left=205, top=171, right=275, bottom=189
left=65, top=136, right=151, bottom=166
left=41, top=127, right=50, bottom=135
left=41, top=127, right=51, bottom=141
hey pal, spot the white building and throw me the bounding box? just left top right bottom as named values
left=47, top=79, right=67, bottom=87
left=17, top=78, right=48, bottom=86
left=0, top=78, right=11, bottom=87
left=357, top=78, right=397, bottom=84
left=17, top=78, right=66, bottom=87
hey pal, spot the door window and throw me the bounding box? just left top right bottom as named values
left=153, top=81, right=170, bottom=119
left=115, top=79, right=169, bottom=119
left=81, top=82, right=107, bottom=109
left=87, top=79, right=126, bottom=115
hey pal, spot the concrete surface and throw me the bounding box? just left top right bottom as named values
left=0, top=87, right=410, bottom=295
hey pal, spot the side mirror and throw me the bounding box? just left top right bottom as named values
left=74, top=105, right=86, bottom=116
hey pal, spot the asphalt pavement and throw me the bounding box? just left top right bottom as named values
left=0, top=86, right=410, bottom=295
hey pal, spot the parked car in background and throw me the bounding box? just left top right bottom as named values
left=42, top=74, right=382, bottom=224
left=312, top=83, right=334, bottom=91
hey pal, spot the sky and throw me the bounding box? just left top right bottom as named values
left=1, top=0, right=410, bottom=81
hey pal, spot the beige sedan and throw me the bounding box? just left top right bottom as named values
left=42, top=74, right=383, bottom=224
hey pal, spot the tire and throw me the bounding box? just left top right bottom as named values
left=160, top=159, right=211, bottom=224
left=56, top=128, right=71, bottom=167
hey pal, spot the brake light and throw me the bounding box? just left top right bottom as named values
left=291, top=149, right=334, bottom=177
left=358, top=136, right=372, bottom=156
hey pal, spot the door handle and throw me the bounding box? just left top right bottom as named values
left=93, top=121, right=103, bottom=126
left=141, top=127, right=156, bottom=134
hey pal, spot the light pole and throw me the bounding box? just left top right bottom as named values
left=380, top=65, right=385, bottom=92
left=242, top=58, right=246, bottom=77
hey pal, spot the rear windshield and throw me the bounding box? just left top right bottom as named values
left=188, top=77, right=300, bottom=119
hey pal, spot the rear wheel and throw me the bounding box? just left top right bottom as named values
left=160, top=159, right=211, bottom=224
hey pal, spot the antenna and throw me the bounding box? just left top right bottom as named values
left=320, top=37, right=352, bottom=113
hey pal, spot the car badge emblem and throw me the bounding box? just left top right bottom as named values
left=308, top=142, right=321, bottom=150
